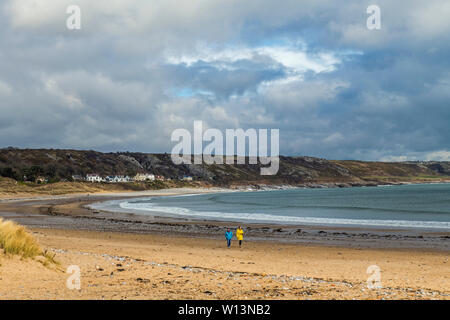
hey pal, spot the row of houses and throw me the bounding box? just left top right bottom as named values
left=73, top=173, right=193, bottom=183
left=80, top=173, right=157, bottom=183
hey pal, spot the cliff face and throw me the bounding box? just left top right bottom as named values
left=0, top=148, right=449, bottom=186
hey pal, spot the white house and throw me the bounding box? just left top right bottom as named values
left=35, top=176, right=48, bottom=184
left=86, top=174, right=103, bottom=182
left=72, top=175, right=84, bottom=181
left=105, top=175, right=132, bottom=183
left=134, top=173, right=156, bottom=182
left=120, top=175, right=132, bottom=183
left=105, top=176, right=115, bottom=183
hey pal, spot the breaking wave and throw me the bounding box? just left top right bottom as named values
left=118, top=199, right=450, bottom=230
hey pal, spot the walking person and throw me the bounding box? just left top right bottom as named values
left=236, top=226, right=244, bottom=248
left=225, top=228, right=233, bottom=248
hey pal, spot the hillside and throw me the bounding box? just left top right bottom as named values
left=0, top=148, right=449, bottom=190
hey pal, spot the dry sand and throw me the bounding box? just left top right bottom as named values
left=0, top=228, right=448, bottom=300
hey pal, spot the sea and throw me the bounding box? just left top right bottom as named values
left=90, top=183, right=450, bottom=231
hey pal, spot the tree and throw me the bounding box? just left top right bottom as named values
left=0, top=167, right=18, bottom=180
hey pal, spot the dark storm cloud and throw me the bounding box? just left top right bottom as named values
left=0, top=0, right=449, bottom=160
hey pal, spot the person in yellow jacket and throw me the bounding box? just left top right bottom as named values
left=236, top=226, right=244, bottom=248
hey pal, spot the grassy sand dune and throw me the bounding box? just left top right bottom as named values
left=0, top=218, right=41, bottom=258
left=0, top=218, right=58, bottom=267
left=0, top=177, right=203, bottom=199
left=0, top=178, right=121, bottom=198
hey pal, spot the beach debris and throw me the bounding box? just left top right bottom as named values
left=45, top=248, right=449, bottom=299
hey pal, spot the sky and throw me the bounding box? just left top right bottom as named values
left=0, top=0, right=449, bottom=161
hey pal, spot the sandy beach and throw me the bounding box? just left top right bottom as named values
left=0, top=188, right=449, bottom=300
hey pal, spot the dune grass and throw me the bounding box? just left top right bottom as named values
left=0, top=218, right=58, bottom=265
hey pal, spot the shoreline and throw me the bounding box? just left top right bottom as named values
left=0, top=187, right=448, bottom=251
left=234, top=179, right=450, bottom=191
left=2, top=178, right=450, bottom=202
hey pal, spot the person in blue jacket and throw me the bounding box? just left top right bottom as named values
left=225, top=228, right=233, bottom=248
